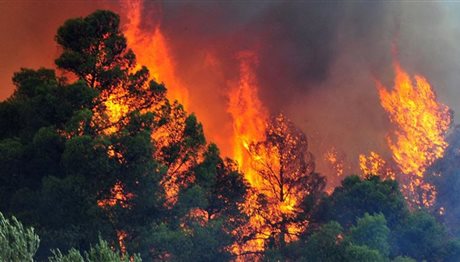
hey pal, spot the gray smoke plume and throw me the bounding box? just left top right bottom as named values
left=141, top=1, right=460, bottom=181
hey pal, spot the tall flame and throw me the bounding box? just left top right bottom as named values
left=228, top=51, right=268, bottom=185
left=377, top=62, right=451, bottom=206
left=123, top=0, right=188, bottom=108
left=227, top=52, right=268, bottom=254
left=98, top=0, right=192, bottom=250
left=228, top=52, right=305, bottom=255
left=114, top=0, right=191, bottom=206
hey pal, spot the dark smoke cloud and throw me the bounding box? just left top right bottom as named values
left=149, top=1, right=460, bottom=179
left=144, top=1, right=398, bottom=176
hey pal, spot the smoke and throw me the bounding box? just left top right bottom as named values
left=142, top=1, right=394, bottom=177
left=428, top=126, right=460, bottom=236
left=140, top=1, right=458, bottom=179
left=1, top=1, right=460, bottom=183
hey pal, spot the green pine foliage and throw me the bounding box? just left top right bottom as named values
left=49, top=238, right=141, bottom=262
left=0, top=212, right=40, bottom=262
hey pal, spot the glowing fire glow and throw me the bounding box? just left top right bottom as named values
left=377, top=62, right=451, bottom=206
left=228, top=51, right=268, bottom=186
left=359, top=151, right=396, bottom=180
left=123, top=0, right=188, bottom=108
left=94, top=0, right=454, bottom=252
left=228, top=52, right=269, bottom=254
left=325, top=147, right=345, bottom=178
left=228, top=52, right=308, bottom=255
left=97, top=182, right=133, bottom=208
left=96, top=0, right=192, bottom=250
left=117, top=230, right=127, bottom=254
left=97, top=182, right=132, bottom=254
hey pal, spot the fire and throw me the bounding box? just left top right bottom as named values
left=95, top=1, right=192, bottom=250
left=377, top=62, right=451, bottom=206
left=101, top=88, right=130, bottom=134
left=325, top=147, right=345, bottom=178
left=117, top=230, right=127, bottom=254
left=121, top=1, right=194, bottom=205
left=123, top=0, right=188, bottom=108
left=152, top=103, right=197, bottom=207
left=227, top=52, right=268, bottom=254
left=97, top=182, right=132, bottom=254
left=92, top=0, right=192, bottom=207
left=359, top=151, right=396, bottom=180
left=228, top=52, right=309, bottom=255
left=104, top=92, right=129, bottom=125
left=97, top=182, right=133, bottom=208
left=228, top=51, right=268, bottom=185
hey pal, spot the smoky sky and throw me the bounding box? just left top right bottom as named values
left=145, top=2, right=389, bottom=158
left=148, top=0, right=460, bottom=178
left=1, top=0, right=460, bottom=180
left=157, top=1, right=345, bottom=109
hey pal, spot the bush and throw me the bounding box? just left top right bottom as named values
left=0, top=211, right=40, bottom=261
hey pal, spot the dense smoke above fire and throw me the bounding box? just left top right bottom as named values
left=2, top=0, right=460, bottom=181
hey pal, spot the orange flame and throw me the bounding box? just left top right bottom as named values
left=228, top=51, right=268, bottom=185
left=228, top=52, right=306, bottom=255
left=123, top=0, right=188, bottom=108
left=359, top=151, right=396, bottom=180
left=97, top=182, right=133, bottom=208
left=106, top=0, right=192, bottom=207
left=97, top=182, right=132, bottom=254
left=97, top=0, right=190, bottom=249
left=377, top=62, right=451, bottom=206
left=324, top=147, right=345, bottom=178
left=227, top=52, right=268, bottom=254
left=117, top=230, right=127, bottom=254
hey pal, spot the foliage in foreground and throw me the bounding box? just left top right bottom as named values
left=0, top=212, right=39, bottom=261
left=49, top=238, right=141, bottom=262
left=1, top=211, right=139, bottom=262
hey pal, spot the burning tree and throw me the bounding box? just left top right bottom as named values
left=377, top=62, right=452, bottom=207
left=55, top=10, right=169, bottom=134
left=0, top=9, right=247, bottom=259
left=359, top=151, right=396, bottom=180
left=55, top=9, right=250, bottom=260
left=153, top=105, right=206, bottom=206
left=227, top=53, right=325, bottom=255
left=53, top=10, right=172, bottom=254
left=245, top=114, right=325, bottom=250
